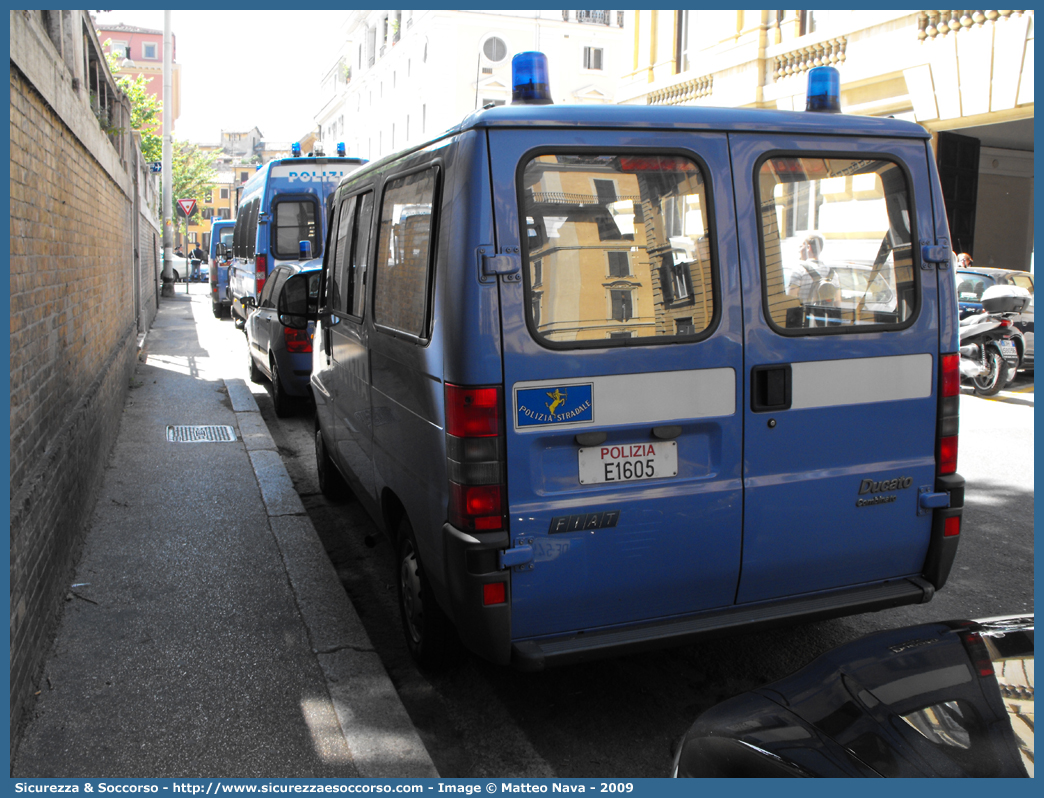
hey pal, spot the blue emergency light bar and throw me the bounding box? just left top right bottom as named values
left=337, top=142, right=346, bottom=157
left=806, top=66, right=841, bottom=113
left=291, top=142, right=302, bottom=157
left=511, top=51, right=553, bottom=105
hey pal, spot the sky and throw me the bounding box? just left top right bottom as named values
left=91, top=10, right=348, bottom=144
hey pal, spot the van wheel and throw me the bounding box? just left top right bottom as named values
left=972, top=348, right=1012, bottom=396
left=397, top=519, right=461, bottom=671
left=212, top=302, right=222, bottom=318
left=270, top=356, right=293, bottom=418
left=315, top=418, right=350, bottom=500
left=172, top=269, right=180, bottom=283
left=248, top=348, right=263, bottom=384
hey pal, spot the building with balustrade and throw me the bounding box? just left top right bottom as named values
left=618, top=11, right=1034, bottom=271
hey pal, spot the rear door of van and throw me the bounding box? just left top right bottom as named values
left=488, top=129, right=745, bottom=641
left=728, top=133, right=941, bottom=604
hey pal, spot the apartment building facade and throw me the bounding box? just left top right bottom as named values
left=618, top=10, right=1034, bottom=270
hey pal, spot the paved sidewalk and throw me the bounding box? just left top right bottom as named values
left=13, top=288, right=437, bottom=779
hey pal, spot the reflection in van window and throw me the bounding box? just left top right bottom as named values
left=758, top=157, right=917, bottom=331
left=521, top=154, right=715, bottom=345
left=374, top=169, right=437, bottom=337
left=273, top=200, right=318, bottom=259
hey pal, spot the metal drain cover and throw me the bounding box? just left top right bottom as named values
left=166, top=425, right=237, bottom=443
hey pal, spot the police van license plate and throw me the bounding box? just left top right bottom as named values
left=997, top=340, right=1018, bottom=362
left=578, top=441, right=678, bottom=485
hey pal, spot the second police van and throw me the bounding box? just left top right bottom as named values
left=279, top=55, right=965, bottom=670
left=229, top=144, right=366, bottom=327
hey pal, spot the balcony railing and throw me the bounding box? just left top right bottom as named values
left=647, top=75, right=713, bottom=105
left=772, top=37, right=847, bottom=82
left=576, top=10, right=610, bottom=25
left=918, top=10, right=1027, bottom=40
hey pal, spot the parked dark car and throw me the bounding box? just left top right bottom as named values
left=956, top=267, right=1034, bottom=370
left=672, top=615, right=1033, bottom=778
left=245, top=260, right=320, bottom=417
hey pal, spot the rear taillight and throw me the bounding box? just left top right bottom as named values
left=446, top=384, right=506, bottom=532
left=284, top=327, right=312, bottom=354
left=937, top=354, right=959, bottom=475
left=255, top=254, right=268, bottom=295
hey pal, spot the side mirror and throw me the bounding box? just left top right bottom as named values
left=243, top=296, right=256, bottom=309
left=219, top=244, right=231, bottom=258
left=278, top=271, right=319, bottom=329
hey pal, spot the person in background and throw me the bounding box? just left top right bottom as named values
left=787, top=233, right=827, bottom=303
left=190, top=243, right=206, bottom=281
left=957, top=252, right=973, bottom=267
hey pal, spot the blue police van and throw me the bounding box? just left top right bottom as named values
left=209, top=218, right=236, bottom=318
left=279, top=55, right=964, bottom=671
left=229, top=146, right=366, bottom=327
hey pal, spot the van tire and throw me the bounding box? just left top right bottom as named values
left=212, top=302, right=222, bottom=318
left=397, top=518, right=461, bottom=671
left=315, top=418, right=350, bottom=500
left=270, top=356, right=293, bottom=418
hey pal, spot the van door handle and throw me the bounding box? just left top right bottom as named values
left=751, top=364, right=792, bottom=412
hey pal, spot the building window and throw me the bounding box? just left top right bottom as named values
left=608, top=330, right=634, bottom=339
left=142, top=41, right=157, bottom=60
left=607, top=251, right=629, bottom=278
left=220, top=188, right=229, bottom=199
left=110, top=40, right=130, bottom=58
left=583, top=46, right=603, bottom=71
left=240, top=172, right=248, bottom=183
left=611, top=289, right=633, bottom=322
left=675, top=317, right=695, bottom=336
left=532, top=258, right=543, bottom=286
left=594, top=179, right=617, bottom=204
left=482, top=36, right=508, bottom=63
left=481, top=98, right=506, bottom=108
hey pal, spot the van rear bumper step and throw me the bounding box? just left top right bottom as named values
left=510, top=577, right=934, bottom=671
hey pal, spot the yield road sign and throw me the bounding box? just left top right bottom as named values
left=177, top=198, right=198, bottom=217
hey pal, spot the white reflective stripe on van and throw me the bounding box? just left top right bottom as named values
left=512, top=368, right=736, bottom=431
left=790, top=353, right=933, bottom=410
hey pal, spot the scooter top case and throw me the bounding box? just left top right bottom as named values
left=981, top=284, right=1031, bottom=314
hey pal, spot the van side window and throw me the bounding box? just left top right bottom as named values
left=328, top=196, right=356, bottom=314
left=521, top=154, right=716, bottom=346
left=233, top=206, right=244, bottom=258
left=348, top=193, right=375, bottom=318
left=245, top=199, right=260, bottom=259
left=273, top=198, right=320, bottom=259
left=373, top=169, right=437, bottom=338
left=758, top=156, right=918, bottom=332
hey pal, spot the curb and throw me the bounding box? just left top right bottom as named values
left=224, top=376, right=439, bottom=779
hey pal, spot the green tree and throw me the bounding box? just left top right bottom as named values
left=104, top=41, right=162, bottom=162
left=171, top=140, right=218, bottom=242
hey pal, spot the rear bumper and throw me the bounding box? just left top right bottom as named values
left=509, top=576, right=935, bottom=671
left=442, top=515, right=935, bottom=670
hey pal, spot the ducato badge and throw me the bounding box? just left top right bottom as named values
left=856, top=474, right=913, bottom=508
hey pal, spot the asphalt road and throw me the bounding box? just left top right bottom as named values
left=221, top=297, right=1034, bottom=778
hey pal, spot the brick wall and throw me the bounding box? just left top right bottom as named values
left=9, top=10, right=159, bottom=752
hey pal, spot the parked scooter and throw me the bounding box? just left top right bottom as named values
left=959, top=284, right=1030, bottom=396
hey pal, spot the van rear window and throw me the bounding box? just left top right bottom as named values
left=521, top=153, right=716, bottom=346
left=272, top=199, right=319, bottom=259
left=758, top=156, right=918, bottom=332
